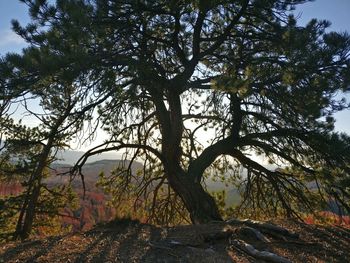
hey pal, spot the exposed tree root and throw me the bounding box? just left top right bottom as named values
left=225, top=219, right=299, bottom=262
left=227, top=219, right=299, bottom=238
left=231, top=239, right=292, bottom=263
left=237, top=226, right=270, bottom=243
left=148, top=220, right=298, bottom=262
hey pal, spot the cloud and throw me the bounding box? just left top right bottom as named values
left=0, top=29, right=26, bottom=47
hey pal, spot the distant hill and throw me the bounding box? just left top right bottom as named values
left=0, top=159, right=143, bottom=232
left=48, top=159, right=144, bottom=231
left=54, top=150, right=122, bottom=165
left=49, top=159, right=143, bottom=189
left=0, top=140, right=122, bottom=165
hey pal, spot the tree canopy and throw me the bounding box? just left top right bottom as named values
left=1, top=0, right=350, bottom=231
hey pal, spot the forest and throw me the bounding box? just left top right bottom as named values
left=0, top=0, right=350, bottom=262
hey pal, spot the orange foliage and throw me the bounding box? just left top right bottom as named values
left=304, top=211, right=350, bottom=227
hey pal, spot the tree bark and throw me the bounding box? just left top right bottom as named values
left=167, top=170, right=222, bottom=224
left=15, top=153, right=49, bottom=240
left=20, top=181, right=41, bottom=240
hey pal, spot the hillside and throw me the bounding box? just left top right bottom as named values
left=1, top=219, right=349, bottom=262
left=50, top=159, right=143, bottom=231
left=0, top=159, right=143, bottom=232
left=1, top=158, right=243, bottom=233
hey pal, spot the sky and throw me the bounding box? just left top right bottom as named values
left=0, top=1, right=29, bottom=53
left=0, top=0, right=350, bottom=147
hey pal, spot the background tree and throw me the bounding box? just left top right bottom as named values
left=1, top=0, right=350, bottom=225
left=0, top=82, right=80, bottom=239
left=0, top=46, right=107, bottom=239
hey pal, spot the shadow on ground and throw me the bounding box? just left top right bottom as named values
left=1, top=219, right=349, bottom=263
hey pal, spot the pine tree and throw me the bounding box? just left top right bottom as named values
left=0, top=81, right=80, bottom=240
left=1, top=0, right=350, bottom=225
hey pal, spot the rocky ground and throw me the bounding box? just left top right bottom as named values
left=1, top=218, right=349, bottom=263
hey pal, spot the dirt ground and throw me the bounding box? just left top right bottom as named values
left=1, top=219, right=349, bottom=262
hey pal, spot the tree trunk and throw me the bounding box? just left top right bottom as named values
left=168, top=172, right=222, bottom=224
left=20, top=181, right=41, bottom=240
left=13, top=174, right=41, bottom=240
left=14, top=138, right=53, bottom=240
left=152, top=84, right=222, bottom=224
